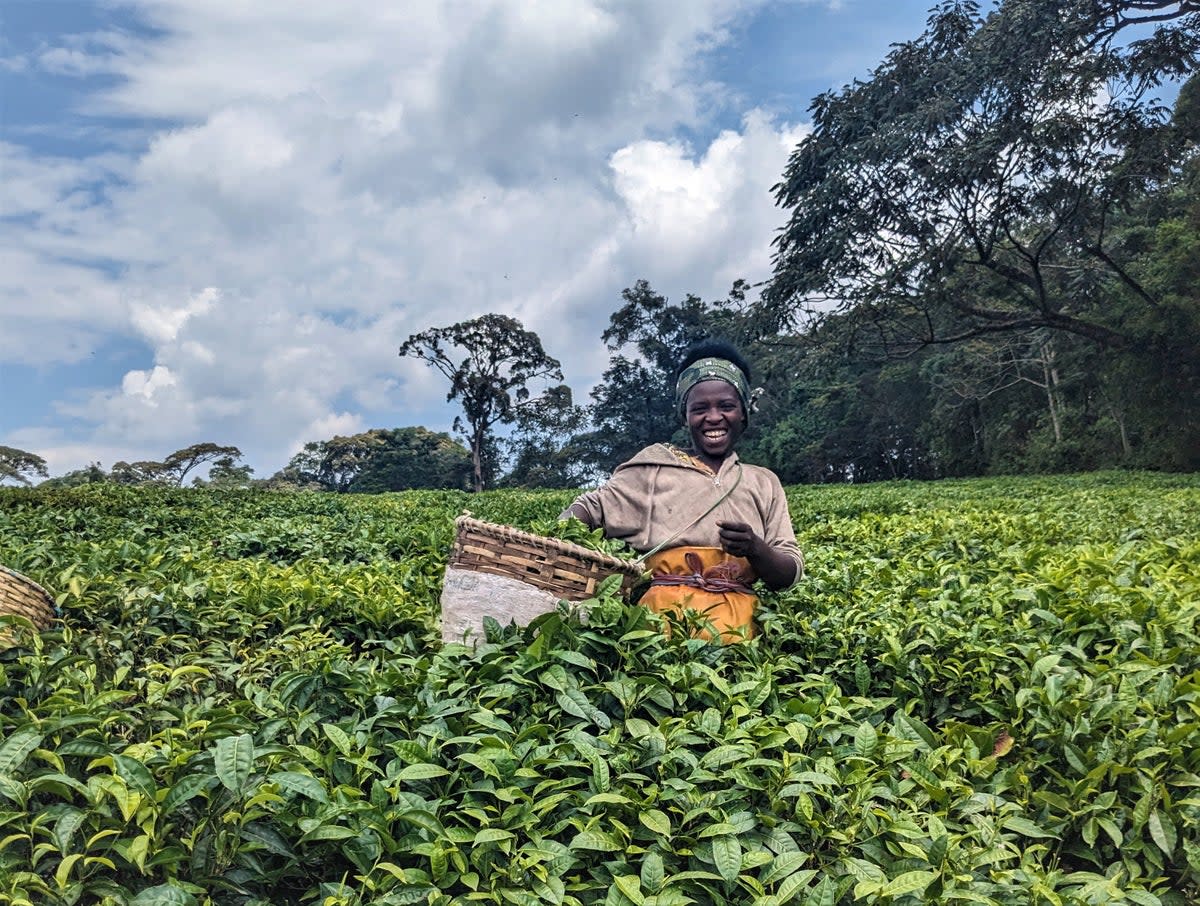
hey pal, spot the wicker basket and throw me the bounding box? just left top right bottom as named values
left=0, top=565, right=56, bottom=638
left=448, top=515, right=644, bottom=601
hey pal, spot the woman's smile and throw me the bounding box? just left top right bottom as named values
left=686, top=380, right=745, bottom=467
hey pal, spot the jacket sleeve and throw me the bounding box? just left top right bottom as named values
left=560, top=460, right=658, bottom=550
left=761, top=470, right=804, bottom=585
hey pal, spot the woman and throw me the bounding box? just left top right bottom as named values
left=563, top=341, right=803, bottom=641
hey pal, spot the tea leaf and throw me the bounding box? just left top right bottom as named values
left=639, top=809, right=671, bottom=838
left=396, top=763, right=450, bottom=781
left=1147, top=810, right=1176, bottom=856
left=269, top=771, right=328, bottom=803
left=878, top=870, right=936, bottom=897
left=214, top=733, right=253, bottom=796
left=853, top=721, right=878, bottom=758
left=0, top=727, right=43, bottom=774
left=129, top=883, right=199, bottom=906
left=711, top=835, right=742, bottom=883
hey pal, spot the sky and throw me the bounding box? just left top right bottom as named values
left=1, top=0, right=940, bottom=480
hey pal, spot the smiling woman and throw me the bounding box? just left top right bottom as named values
left=563, top=340, right=803, bottom=642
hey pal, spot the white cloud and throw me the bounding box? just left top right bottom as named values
left=130, top=287, right=218, bottom=345
left=610, top=109, right=810, bottom=299
left=293, top=411, right=365, bottom=455
left=37, top=47, right=113, bottom=78
left=121, top=363, right=176, bottom=401
left=2, top=0, right=819, bottom=475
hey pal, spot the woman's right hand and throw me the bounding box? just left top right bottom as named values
left=562, top=503, right=596, bottom=529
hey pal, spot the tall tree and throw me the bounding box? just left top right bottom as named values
left=275, top=432, right=388, bottom=492
left=400, top=315, right=564, bottom=491
left=0, top=446, right=48, bottom=486
left=201, top=457, right=255, bottom=489
left=161, top=443, right=244, bottom=487
left=764, top=0, right=1200, bottom=353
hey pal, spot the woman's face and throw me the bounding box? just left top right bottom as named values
left=685, top=379, right=745, bottom=466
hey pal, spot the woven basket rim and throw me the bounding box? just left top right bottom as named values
left=0, top=564, right=56, bottom=637
left=0, top=564, right=55, bottom=605
left=454, top=514, right=644, bottom=579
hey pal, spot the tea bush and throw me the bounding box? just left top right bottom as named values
left=0, top=473, right=1197, bottom=905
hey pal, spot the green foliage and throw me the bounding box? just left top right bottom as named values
left=502, top=386, right=591, bottom=490
left=765, top=0, right=1199, bottom=348
left=198, top=458, right=254, bottom=491
left=105, top=445, right=248, bottom=489
left=1, top=474, right=1198, bottom=904
left=352, top=429, right=473, bottom=494
left=37, top=463, right=108, bottom=490
left=161, top=445, right=245, bottom=488
left=0, top=445, right=49, bottom=486
left=273, top=428, right=473, bottom=494
left=754, top=0, right=1200, bottom=476
left=527, top=516, right=639, bottom=560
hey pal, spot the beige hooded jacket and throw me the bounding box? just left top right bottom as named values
left=566, top=444, right=804, bottom=586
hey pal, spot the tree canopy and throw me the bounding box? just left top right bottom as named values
left=0, top=446, right=49, bottom=486
left=763, top=0, right=1200, bottom=354
left=161, top=443, right=245, bottom=487
left=349, top=428, right=472, bottom=493
left=502, top=384, right=590, bottom=489
left=107, top=444, right=247, bottom=487
left=400, top=314, right=564, bottom=492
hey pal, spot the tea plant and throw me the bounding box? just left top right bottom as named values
left=0, top=473, right=1196, bottom=905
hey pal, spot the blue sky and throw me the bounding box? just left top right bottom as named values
left=1, top=0, right=939, bottom=479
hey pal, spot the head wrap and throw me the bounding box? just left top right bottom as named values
left=676, top=356, right=760, bottom=422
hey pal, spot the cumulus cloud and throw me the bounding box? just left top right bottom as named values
left=121, top=363, right=176, bottom=401
left=2, top=0, right=817, bottom=474
left=610, top=110, right=809, bottom=296
left=130, top=287, right=218, bottom=345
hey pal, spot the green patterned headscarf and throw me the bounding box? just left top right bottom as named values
left=676, top=357, right=753, bottom=421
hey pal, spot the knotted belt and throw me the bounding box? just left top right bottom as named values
left=649, top=551, right=756, bottom=596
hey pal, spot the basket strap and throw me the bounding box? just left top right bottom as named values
left=635, top=462, right=743, bottom=566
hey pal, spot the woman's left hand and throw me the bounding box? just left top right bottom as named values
left=717, top=521, right=762, bottom=559
left=717, top=520, right=798, bottom=591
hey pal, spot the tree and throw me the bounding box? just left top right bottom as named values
left=201, top=457, right=255, bottom=489
left=107, top=443, right=247, bottom=486
left=305, top=433, right=386, bottom=492
left=578, top=280, right=747, bottom=474
left=38, top=463, right=108, bottom=489
left=161, top=443, right=244, bottom=486
left=764, top=0, right=1200, bottom=353
left=275, top=432, right=387, bottom=492
left=399, top=315, right=564, bottom=492
left=110, top=460, right=169, bottom=486
left=736, top=324, right=937, bottom=483
left=502, top=384, right=591, bottom=488
left=0, top=446, right=48, bottom=486
left=274, top=427, right=474, bottom=493
left=349, top=427, right=472, bottom=492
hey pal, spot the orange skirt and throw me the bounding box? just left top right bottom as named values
left=640, top=547, right=757, bottom=643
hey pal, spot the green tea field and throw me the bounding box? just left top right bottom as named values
left=1, top=473, right=1198, bottom=905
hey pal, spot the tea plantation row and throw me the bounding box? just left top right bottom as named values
left=0, top=473, right=1197, bottom=905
